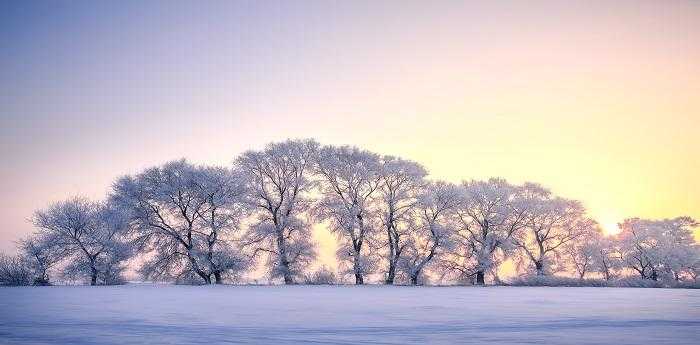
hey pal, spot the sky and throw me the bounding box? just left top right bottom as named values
left=1, top=1, right=699, bottom=270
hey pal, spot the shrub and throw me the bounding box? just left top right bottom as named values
left=304, top=266, right=337, bottom=285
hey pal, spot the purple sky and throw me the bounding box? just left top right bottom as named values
left=1, top=1, right=699, bottom=258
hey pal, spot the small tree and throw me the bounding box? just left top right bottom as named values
left=0, top=253, right=32, bottom=286
left=32, top=197, right=130, bottom=285
left=589, top=236, right=622, bottom=281
left=564, top=226, right=605, bottom=279
left=18, top=234, right=63, bottom=285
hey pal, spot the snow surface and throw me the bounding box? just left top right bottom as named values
left=0, top=285, right=698, bottom=344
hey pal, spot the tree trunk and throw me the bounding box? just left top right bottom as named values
left=90, top=267, right=98, bottom=286
left=410, top=274, right=419, bottom=285
left=475, top=270, right=485, bottom=285
left=214, top=271, right=223, bottom=284
left=355, top=273, right=364, bottom=285
left=385, top=262, right=396, bottom=285
left=535, top=261, right=545, bottom=276
left=352, top=246, right=364, bottom=285
left=650, top=270, right=658, bottom=281
left=277, top=230, right=294, bottom=285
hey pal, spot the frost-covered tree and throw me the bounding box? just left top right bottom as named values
left=32, top=197, right=131, bottom=285
left=0, top=253, right=32, bottom=286
left=18, top=234, right=63, bottom=285
left=587, top=236, right=622, bottom=281
left=564, top=226, right=606, bottom=279
left=617, top=217, right=698, bottom=281
left=512, top=184, right=595, bottom=276
left=376, top=156, right=427, bottom=284
left=399, top=181, right=460, bottom=285
left=446, top=178, right=528, bottom=284
left=237, top=139, right=318, bottom=284
left=111, top=160, right=249, bottom=284
left=313, top=145, right=381, bottom=284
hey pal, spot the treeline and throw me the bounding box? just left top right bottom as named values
left=1, top=139, right=698, bottom=287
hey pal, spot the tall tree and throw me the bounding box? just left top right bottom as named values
left=400, top=181, right=460, bottom=285
left=237, top=139, right=318, bottom=284
left=376, top=156, right=427, bottom=284
left=32, top=197, right=130, bottom=285
left=111, top=160, right=248, bottom=284
left=313, top=145, right=381, bottom=284
left=447, top=178, right=528, bottom=285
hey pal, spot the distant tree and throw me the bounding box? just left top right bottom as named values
left=111, top=160, right=249, bottom=284
left=313, top=145, right=381, bottom=284
left=376, top=156, right=427, bottom=284
left=32, top=197, right=130, bottom=285
left=18, top=234, right=63, bottom=285
left=512, top=184, right=595, bottom=276
left=617, top=217, right=698, bottom=281
left=399, top=181, right=460, bottom=285
left=237, top=139, right=318, bottom=284
left=446, top=178, right=528, bottom=285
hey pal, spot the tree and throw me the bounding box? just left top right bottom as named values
left=399, top=181, right=460, bottom=285
left=0, top=253, right=32, bottom=286
left=313, top=145, right=381, bottom=284
left=237, top=139, right=318, bottom=284
left=376, top=156, right=427, bottom=284
left=18, top=234, right=63, bottom=285
left=564, top=226, right=606, bottom=279
left=32, top=197, right=130, bottom=285
left=111, top=160, right=249, bottom=284
left=588, top=236, right=622, bottom=281
left=195, top=166, right=251, bottom=283
left=617, top=217, right=698, bottom=281
left=512, top=184, right=595, bottom=276
left=447, top=178, right=528, bottom=285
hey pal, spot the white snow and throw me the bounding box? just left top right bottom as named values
left=1, top=285, right=698, bottom=344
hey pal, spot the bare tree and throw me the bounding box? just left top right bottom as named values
left=32, top=197, right=130, bottom=285
left=111, top=160, right=248, bottom=284
left=313, top=145, right=381, bottom=284
left=447, top=178, right=528, bottom=285
left=512, top=184, right=595, bottom=276
left=237, top=139, right=318, bottom=284
left=376, top=156, right=427, bottom=284
left=399, top=181, right=460, bottom=285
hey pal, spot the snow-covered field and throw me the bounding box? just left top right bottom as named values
left=0, top=285, right=698, bottom=344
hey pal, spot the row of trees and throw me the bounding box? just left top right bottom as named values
left=2, top=139, right=698, bottom=286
